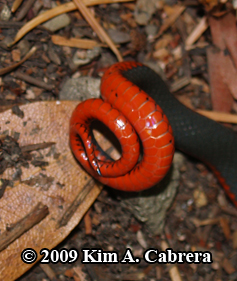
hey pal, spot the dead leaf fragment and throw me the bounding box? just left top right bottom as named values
left=222, top=257, right=236, bottom=274
left=208, top=14, right=237, bottom=109
left=207, top=47, right=234, bottom=112
left=52, top=35, right=101, bottom=49
left=0, top=101, right=103, bottom=281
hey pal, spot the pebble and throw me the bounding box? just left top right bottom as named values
left=43, top=13, right=71, bottom=32
left=0, top=4, right=11, bottom=21
left=193, top=187, right=208, bottom=208
left=145, top=24, right=159, bottom=37
left=59, top=76, right=100, bottom=101
left=46, top=64, right=57, bottom=74
left=0, top=36, right=13, bottom=50
left=107, top=29, right=131, bottom=44
left=121, top=152, right=186, bottom=235
left=134, top=0, right=157, bottom=25
left=48, top=47, right=61, bottom=65
left=17, top=40, right=31, bottom=57
left=25, top=88, right=36, bottom=99
left=72, top=47, right=101, bottom=67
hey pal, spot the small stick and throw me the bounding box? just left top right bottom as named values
left=40, top=264, right=58, bottom=281
left=185, top=17, right=208, bottom=46
left=20, top=142, right=56, bottom=152
left=196, top=109, right=237, bottom=124
left=161, top=240, right=183, bottom=281
left=0, top=202, right=49, bottom=252
left=0, top=46, right=36, bottom=76
left=0, top=21, right=48, bottom=30
left=51, top=35, right=102, bottom=49
left=10, top=0, right=134, bottom=46
left=14, top=71, right=54, bottom=91
left=57, top=179, right=101, bottom=228
left=15, top=0, right=36, bottom=21
left=170, top=77, right=190, bottom=92
left=72, top=0, right=123, bottom=61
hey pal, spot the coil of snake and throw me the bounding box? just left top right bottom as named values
left=70, top=61, right=237, bottom=207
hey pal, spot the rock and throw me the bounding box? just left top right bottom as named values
left=0, top=36, right=14, bottom=50
left=72, top=47, right=101, bottom=67
left=17, top=40, right=31, bottom=57
left=145, top=24, right=159, bottom=37
left=59, top=77, right=100, bottom=101
left=107, top=29, right=131, bottom=44
left=48, top=47, right=61, bottom=65
left=134, top=0, right=157, bottom=25
left=0, top=4, right=11, bottom=21
left=42, top=13, right=71, bottom=32
left=121, top=152, right=186, bottom=235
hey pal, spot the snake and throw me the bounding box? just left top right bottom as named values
left=70, top=61, right=237, bottom=207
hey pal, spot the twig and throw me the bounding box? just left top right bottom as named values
left=40, top=264, right=59, bottom=281
left=185, top=17, right=208, bottom=46
left=14, top=0, right=36, bottom=21
left=57, top=179, right=101, bottom=228
left=84, top=210, right=92, bottom=235
left=14, top=71, right=55, bottom=91
left=170, top=76, right=190, bottom=92
left=0, top=46, right=37, bottom=76
left=10, top=0, right=134, bottom=46
left=160, top=240, right=183, bottom=281
left=0, top=202, right=49, bottom=252
left=0, top=21, right=26, bottom=28
left=20, top=142, right=56, bottom=152
left=72, top=0, right=123, bottom=61
left=191, top=217, right=220, bottom=227
left=0, top=20, right=49, bottom=30
left=178, top=95, right=237, bottom=124
left=196, top=109, right=237, bottom=124
left=51, top=35, right=102, bottom=49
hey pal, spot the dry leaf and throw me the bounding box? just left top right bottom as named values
left=209, top=15, right=237, bottom=100
left=0, top=101, right=103, bottom=280
left=207, top=47, right=234, bottom=112
left=221, top=13, right=237, bottom=69
left=51, top=35, right=101, bottom=49
left=208, top=15, right=236, bottom=111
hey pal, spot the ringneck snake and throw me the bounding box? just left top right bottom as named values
left=70, top=61, right=237, bottom=207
